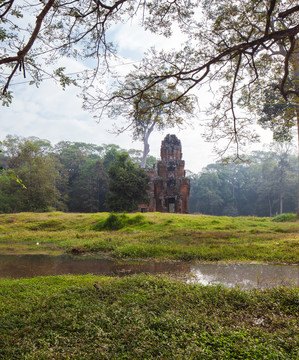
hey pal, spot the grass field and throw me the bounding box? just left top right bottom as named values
left=0, top=274, right=298, bottom=359
left=0, top=212, right=298, bottom=263
left=1, top=213, right=298, bottom=359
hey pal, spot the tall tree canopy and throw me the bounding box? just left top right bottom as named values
left=93, top=78, right=195, bottom=167
left=1, top=1, right=297, bottom=118
left=1, top=1, right=298, bottom=166
left=95, top=0, right=298, bottom=156
left=0, top=0, right=196, bottom=104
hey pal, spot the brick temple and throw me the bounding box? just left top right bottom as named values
left=139, top=134, right=190, bottom=213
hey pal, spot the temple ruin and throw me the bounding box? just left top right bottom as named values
left=139, top=134, right=190, bottom=213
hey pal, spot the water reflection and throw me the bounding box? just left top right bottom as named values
left=190, top=263, right=299, bottom=289
left=0, top=255, right=298, bottom=289
left=0, top=255, right=189, bottom=279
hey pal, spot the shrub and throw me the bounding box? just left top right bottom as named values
left=91, top=213, right=146, bottom=231
left=272, top=213, right=297, bottom=222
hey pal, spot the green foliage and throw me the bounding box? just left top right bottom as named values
left=0, top=275, right=298, bottom=359
left=1, top=0, right=297, bottom=169
left=272, top=213, right=297, bottom=223
left=0, top=91, right=13, bottom=107
left=68, top=159, right=108, bottom=212
left=1, top=136, right=153, bottom=213
left=53, top=67, right=78, bottom=90
left=255, top=84, right=297, bottom=142
left=190, top=150, right=298, bottom=217
left=54, top=141, right=109, bottom=212
left=106, top=153, right=150, bottom=212
left=91, top=212, right=147, bottom=231
left=0, top=137, right=63, bottom=212
left=101, top=144, right=124, bottom=170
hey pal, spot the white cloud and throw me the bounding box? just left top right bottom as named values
left=110, top=19, right=187, bottom=59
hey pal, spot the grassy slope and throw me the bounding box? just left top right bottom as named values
left=0, top=275, right=298, bottom=360
left=0, top=212, right=298, bottom=263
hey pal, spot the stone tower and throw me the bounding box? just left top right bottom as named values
left=153, top=134, right=190, bottom=213
left=138, top=134, right=190, bottom=213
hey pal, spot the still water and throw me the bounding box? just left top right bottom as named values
left=0, top=255, right=298, bottom=289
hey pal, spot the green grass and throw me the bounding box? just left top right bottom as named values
left=0, top=275, right=298, bottom=359
left=0, top=212, right=298, bottom=263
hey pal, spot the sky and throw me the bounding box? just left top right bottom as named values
left=1, top=11, right=274, bottom=174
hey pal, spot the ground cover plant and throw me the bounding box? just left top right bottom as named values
left=0, top=275, right=298, bottom=359
left=0, top=212, right=298, bottom=263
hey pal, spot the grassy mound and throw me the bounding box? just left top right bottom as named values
left=0, top=212, right=298, bottom=263
left=91, top=212, right=147, bottom=231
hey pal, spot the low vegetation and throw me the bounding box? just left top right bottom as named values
left=0, top=275, right=297, bottom=359
left=272, top=213, right=298, bottom=222
left=0, top=212, right=298, bottom=263
left=91, top=213, right=148, bottom=231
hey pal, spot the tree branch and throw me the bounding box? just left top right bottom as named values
left=0, top=0, right=56, bottom=66
left=279, top=35, right=296, bottom=99
left=265, top=0, right=277, bottom=36
left=278, top=5, right=299, bottom=19
left=0, top=0, right=14, bottom=19
left=1, top=0, right=56, bottom=94
left=93, top=0, right=127, bottom=11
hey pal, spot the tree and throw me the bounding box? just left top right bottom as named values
left=127, top=149, right=158, bottom=169
left=253, top=147, right=297, bottom=216
left=2, top=2, right=297, bottom=126
left=106, top=153, right=150, bottom=212
left=242, top=36, right=298, bottom=212
left=0, top=0, right=196, bottom=104
left=101, top=144, right=124, bottom=171
left=2, top=1, right=298, bottom=164
left=94, top=1, right=298, bottom=158
left=250, top=80, right=299, bottom=213
left=68, top=159, right=108, bottom=212
left=189, top=149, right=298, bottom=216
left=53, top=141, right=111, bottom=211
left=0, top=137, right=62, bottom=212
left=87, top=76, right=195, bottom=167
left=189, top=172, right=225, bottom=215
left=190, top=150, right=297, bottom=216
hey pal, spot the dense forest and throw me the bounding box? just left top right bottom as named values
left=190, top=148, right=298, bottom=217
left=0, top=135, right=156, bottom=213
left=0, top=135, right=297, bottom=216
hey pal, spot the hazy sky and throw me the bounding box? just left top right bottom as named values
left=1, top=14, right=273, bottom=173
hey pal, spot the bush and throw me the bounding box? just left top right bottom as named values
left=272, top=213, right=297, bottom=222
left=91, top=213, right=146, bottom=231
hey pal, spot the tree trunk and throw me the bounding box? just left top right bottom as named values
left=140, top=123, right=156, bottom=168
left=140, top=137, right=150, bottom=168
left=297, top=106, right=299, bottom=216
left=280, top=191, right=283, bottom=214
left=268, top=194, right=273, bottom=217
left=294, top=39, right=299, bottom=216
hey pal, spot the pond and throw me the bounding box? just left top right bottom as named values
left=0, top=255, right=298, bottom=289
